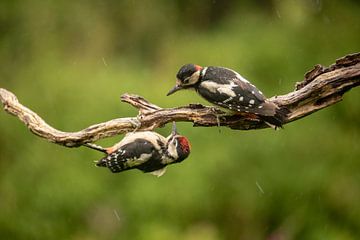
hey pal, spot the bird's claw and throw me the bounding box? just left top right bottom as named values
left=130, top=118, right=142, bottom=133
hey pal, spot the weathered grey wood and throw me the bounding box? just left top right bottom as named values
left=1, top=53, right=359, bottom=148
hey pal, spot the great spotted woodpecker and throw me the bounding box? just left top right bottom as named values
left=167, top=64, right=289, bottom=128
left=96, top=123, right=191, bottom=176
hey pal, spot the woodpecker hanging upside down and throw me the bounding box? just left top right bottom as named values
left=167, top=64, right=289, bottom=128
left=95, top=123, right=191, bottom=177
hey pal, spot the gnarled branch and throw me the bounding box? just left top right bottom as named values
left=1, top=53, right=359, bottom=149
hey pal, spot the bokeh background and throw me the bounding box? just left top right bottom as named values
left=1, top=1, right=360, bottom=239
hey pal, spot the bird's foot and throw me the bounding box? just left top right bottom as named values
left=130, top=118, right=142, bottom=133
left=84, top=143, right=108, bottom=153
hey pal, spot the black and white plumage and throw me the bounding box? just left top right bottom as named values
left=96, top=123, right=191, bottom=176
left=167, top=64, right=289, bottom=127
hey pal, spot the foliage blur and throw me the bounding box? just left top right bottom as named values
left=0, top=0, right=359, bottom=239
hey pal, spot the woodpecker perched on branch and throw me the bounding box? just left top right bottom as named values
left=167, top=64, right=289, bottom=128
left=95, top=123, right=191, bottom=176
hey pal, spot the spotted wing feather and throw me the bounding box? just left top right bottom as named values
left=199, top=66, right=269, bottom=114
left=198, top=66, right=289, bottom=126
left=96, top=139, right=164, bottom=173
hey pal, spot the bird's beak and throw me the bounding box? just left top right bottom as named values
left=167, top=84, right=183, bottom=96
left=171, top=121, right=178, bottom=136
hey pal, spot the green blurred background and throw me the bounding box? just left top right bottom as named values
left=0, top=0, right=359, bottom=239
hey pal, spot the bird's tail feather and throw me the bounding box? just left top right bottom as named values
left=96, top=157, right=107, bottom=167
left=261, top=106, right=290, bottom=128
left=96, top=154, right=129, bottom=173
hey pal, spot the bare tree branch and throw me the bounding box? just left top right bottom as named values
left=1, top=53, right=359, bottom=148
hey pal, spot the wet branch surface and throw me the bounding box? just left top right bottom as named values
left=1, top=53, right=359, bottom=148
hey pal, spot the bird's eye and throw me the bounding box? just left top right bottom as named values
left=183, top=77, right=190, bottom=84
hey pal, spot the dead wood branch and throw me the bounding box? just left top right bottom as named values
left=1, top=53, right=359, bottom=148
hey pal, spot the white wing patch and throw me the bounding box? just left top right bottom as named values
left=125, top=153, right=152, bottom=168
left=200, top=81, right=237, bottom=97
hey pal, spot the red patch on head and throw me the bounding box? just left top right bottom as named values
left=194, top=65, right=203, bottom=71
left=178, top=136, right=191, bottom=154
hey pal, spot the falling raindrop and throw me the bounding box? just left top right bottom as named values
left=276, top=10, right=281, bottom=19
left=256, top=181, right=265, bottom=194
left=315, top=0, right=322, bottom=12
left=102, top=57, right=108, bottom=67
left=113, top=209, right=121, bottom=221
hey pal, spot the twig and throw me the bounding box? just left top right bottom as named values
left=1, top=53, right=359, bottom=148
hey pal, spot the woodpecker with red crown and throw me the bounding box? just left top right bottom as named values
left=167, top=64, right=289, bottom=128
left=95, top=122, right=191, bottom=176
